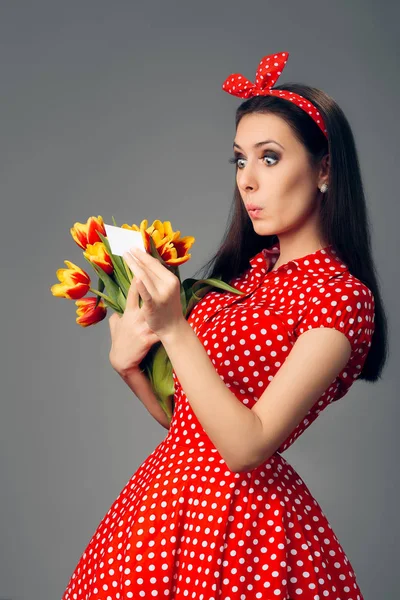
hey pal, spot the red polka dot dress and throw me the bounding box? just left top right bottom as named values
left=62, top=242, right=375, bottom=600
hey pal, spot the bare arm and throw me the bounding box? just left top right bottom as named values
left=160, top=317, right=355, bottom=473
left=118, top=367, right=170, bottom=431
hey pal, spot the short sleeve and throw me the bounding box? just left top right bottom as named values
left=294, top=278, right=375, bottom=357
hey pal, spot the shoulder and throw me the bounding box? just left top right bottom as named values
left=294, top=271, right=375, bottom=357
left=322, top=271, right=374, bottom=302
left=304, top=270, right=374, bottom=308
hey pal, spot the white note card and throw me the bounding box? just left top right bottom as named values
left=104, top=224, right=147, bottom=257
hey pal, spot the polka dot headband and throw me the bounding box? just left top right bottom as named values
left=221, top=50, right=328, bottom=139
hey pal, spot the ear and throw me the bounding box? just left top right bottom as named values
left=318, top=153, right=330, bottom=185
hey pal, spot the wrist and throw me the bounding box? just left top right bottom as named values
left=117, top=364, right=145, bottom=380
left=160, top=318, right=189, bottom=347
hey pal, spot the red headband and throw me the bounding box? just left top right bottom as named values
left=221, top=51, right=328, bottom=139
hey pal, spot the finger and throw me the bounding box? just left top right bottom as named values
left=134, top=277, right=153, bottom=304
left=128, top=248, right=164, bottom=281
left=123, top=251, right=158, bottom=298
left=125, top=274, right=140, bottom=312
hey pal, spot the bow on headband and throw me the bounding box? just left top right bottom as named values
left=221, top=51, right=328, bottom=138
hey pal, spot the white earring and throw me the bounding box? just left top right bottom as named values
left=319, top=183, right=328, bottom=193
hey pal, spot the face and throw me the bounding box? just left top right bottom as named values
left=232, top=112, right=327, bottom=237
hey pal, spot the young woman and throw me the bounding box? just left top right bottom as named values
left=62, top=51, right=388, bottom=600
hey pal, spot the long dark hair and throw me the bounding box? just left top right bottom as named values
left=192, top=83, right=388, bottom=382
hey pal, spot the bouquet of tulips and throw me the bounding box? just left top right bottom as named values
left=50, top=215, right=244, bottom=422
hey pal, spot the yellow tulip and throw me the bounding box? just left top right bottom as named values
left=121, top=219, right=195, bottom=266
left=83, top=242, right=114, bottom=275
left=75, top=297, right=107, bottom=327
left=70, top=215, right=106, bottom=250
left=50, top=260, right=91, bottom=299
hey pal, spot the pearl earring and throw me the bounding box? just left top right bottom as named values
left=319, top=183, right=328, bottom=193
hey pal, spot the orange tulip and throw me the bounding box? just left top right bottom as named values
left=121, top=219, right=195, bottom=267
left=50, top=261, right=91, bottom=299
left=75, top=297, right=107, bottom=327
left=83, top=242, right=114, bottom=275
left=70, top=215, right=106, bottom=250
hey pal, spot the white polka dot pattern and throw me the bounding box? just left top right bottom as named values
left=294, top=281, right=375, bottom=357
left=61, top=243, right=373, bottom=599
left=221, top=51, right=328, bottom=138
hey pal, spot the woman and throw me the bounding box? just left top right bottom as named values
left=62, top=51, right=388, bottom=600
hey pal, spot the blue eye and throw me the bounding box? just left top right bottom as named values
left=228, top=153, right=279, bottom=169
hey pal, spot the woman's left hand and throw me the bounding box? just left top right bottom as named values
left=122, top=247, right=185, bottom=340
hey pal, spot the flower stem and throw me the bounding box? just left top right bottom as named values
left=89, top=287, right=121, bottom=312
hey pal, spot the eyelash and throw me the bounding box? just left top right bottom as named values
left=228, top=152, right=279, bottom=169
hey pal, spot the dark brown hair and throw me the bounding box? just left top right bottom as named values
left=192, top=83, right=388, bottom=382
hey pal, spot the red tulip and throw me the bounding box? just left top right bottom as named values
left=50, top=261, right=91, bottom=299
left=70, top=215, right=106, bottom=250
left=83, top=242, right=114, bottom=275
left=75, top=297, right=107, bottom=327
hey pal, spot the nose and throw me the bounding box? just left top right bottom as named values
left=237, top=166, right=259, bottom=193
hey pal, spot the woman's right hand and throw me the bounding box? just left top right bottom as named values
left=108, top=276, right=161, bottom=376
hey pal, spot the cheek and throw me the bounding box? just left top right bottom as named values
left=272, top=168, right=315, bottom=213
left=268, top=195, right=313, bottom=230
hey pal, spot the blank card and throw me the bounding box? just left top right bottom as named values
left=104, top=224, right=147, bottom=257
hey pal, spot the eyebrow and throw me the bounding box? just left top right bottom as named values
left=233, top=139, right=285, bottom=151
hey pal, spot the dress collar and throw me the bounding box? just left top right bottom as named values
left=198, top=242, right=348, bottom=327
left=249, top=241, right=349, bottom=279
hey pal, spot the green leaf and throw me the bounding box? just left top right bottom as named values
left=193, top=277, right=245, bottom=295
left=83, top=256, right=124, bottom=311
left=91, top=288, right=122, bottom=312
left=117, top=286, right=127, bottom=311
left=94, top=276, right=105, bottom=309
left=185, top=285, right=215, bottom=316
left=151, top=344, right=175, bottom=417
left=97, top=232, right=130, bottom=295
left=122, top=255, right=133, bottom=283
left=180, top=276, right=245, bottom=318
left=139, top=343, right=175, bottom=422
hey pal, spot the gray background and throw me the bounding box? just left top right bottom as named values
left=1, top=1, right=398, bottom=598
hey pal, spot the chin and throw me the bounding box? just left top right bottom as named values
left=253, top=221, right=274, bottom=234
